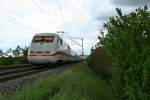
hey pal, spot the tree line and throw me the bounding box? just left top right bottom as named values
left=0, top=46, right=28, bottom=65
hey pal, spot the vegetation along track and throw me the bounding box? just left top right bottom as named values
left=0, top=64, right=65, bottom=82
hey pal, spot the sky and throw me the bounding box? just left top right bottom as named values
left=0, top=0, right=149, bottom=55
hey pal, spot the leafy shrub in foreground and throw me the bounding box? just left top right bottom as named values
left=100, top=6, right=150, bottom=99
left=87, top=47, right=112, bottom=79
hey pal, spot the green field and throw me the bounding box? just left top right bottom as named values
left=0, top=63, right=117, bottom=100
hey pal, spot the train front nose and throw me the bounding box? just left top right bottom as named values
left=28, top=51, right=57, bottom=64
left=28, top=56, right=57, bottom=64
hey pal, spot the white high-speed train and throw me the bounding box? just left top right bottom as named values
left=27, top=33, right=79, bottom=64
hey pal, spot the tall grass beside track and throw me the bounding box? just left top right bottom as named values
left=1, top=63, right=117, bottom=100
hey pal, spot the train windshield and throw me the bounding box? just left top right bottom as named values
left=33, top=36, right=54, bottom=43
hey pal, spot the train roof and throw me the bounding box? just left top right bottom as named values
left=34, top=33, right=59, bottom=37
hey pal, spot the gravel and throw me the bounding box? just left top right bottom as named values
left=0, top=63, right=75, bottom=95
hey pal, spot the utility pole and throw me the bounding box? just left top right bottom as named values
left=70, top=37, right=84, bottom=57
left=81, top=38, right=84, bottom=56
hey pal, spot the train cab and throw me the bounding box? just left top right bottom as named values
left=28, top=33, right=59, bottom=64
left=27, top=33, right=79, bottom=65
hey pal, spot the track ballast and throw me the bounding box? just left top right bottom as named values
left=0, top=64, right=60, bottom=82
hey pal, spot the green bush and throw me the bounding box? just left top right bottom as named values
left=0, top=46, right=28, bottom=66
left=87, top=47, right=112, bottom=79
left=100, top=6, right=150, bottom=99
left=0, top=56, right=14, bottom=66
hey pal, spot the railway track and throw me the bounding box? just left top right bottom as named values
left=0, top=64, right=58, bottom=82
left=0, top=64, right=32, bottom=70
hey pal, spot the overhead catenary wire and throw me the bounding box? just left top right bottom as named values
left=69, top=38, right=82, bottom=47
left=0, top=10, right=38, bottom=31
left=55, top=0, right=67, bottom=39
left=55, top=0, right=81, bottom=41
left=0, top=0, right=40, bottom=31
left=55, top=0, right=73, bottom=40
left=56, top=0, right=65, bottom=30
left=0, top=13, right=18, bottom=25
left=55, top=0, right=84, bottom=55
left=32, top=0, right=56, bottom=26
left=6, top=11, right=39, bottom=31
left=55, top=2, right=83, bottom=54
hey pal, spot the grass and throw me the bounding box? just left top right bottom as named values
left=0, top=62, right=117, bottom=100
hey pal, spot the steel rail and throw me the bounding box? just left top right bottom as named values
left=0, top=64, right=59, bottom=82
left=0, top=62, right=77, bottom=82
left=0, top=64, right=33, bottom=70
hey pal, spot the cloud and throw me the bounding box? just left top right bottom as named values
left=0, top=0, right=116, bottom=55
left=111, top=0, right=150, bottom=7
left=94, top=10, right=116, bottom=22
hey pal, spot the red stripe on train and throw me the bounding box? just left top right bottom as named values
left=29, top=51, right=70, bottom=57
left=28, top=54, right=37, bottom=56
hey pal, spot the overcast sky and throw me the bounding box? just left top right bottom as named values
left=0, top=0, right=149, bottom=55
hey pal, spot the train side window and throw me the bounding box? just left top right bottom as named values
left=68, top=46, right=70, bottom=50
left=60, top=39, right=62, bottom=45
